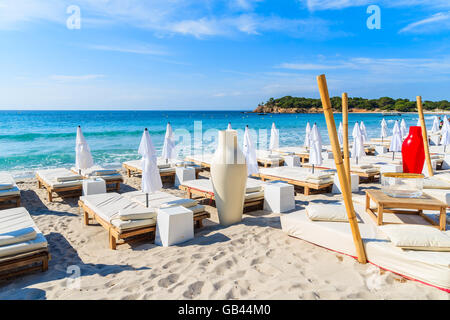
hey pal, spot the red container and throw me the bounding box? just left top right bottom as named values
left=402, top=126, right=425, bottom=174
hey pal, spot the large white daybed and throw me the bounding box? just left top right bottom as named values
left=36, top=168, right=84, bottom=202
left=0, top=172, right=21, bottom=208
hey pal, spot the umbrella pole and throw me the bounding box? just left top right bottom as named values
left=392, top=151, right=395, bottom=161
left=312, top=164, right=315, bottom=174
left=146, top=193, right=149, bottom=208
left=417, top=96, right=433, bottom=177
left=317, top=74, right=367, bottom=264
left=342, top=93, right=351, bottom=185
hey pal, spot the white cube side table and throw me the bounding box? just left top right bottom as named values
left=155, top=206, right=194, bottom=247
left=375, top=146, right=388, bottom=155
left=263, top=182, right=295, bottom=213
left=283, top=155, right=301, bottom=167
left=332, top=174, right=359, bottom=194
left=82, top=178, right=106, bottom=196
left=379, top=164, right=403, bottom=174
left=441, top=154, right=450, bottom=170
left=175, top=167, right=196, bottom=187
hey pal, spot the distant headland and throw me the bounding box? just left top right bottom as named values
left=253, top=96, right=450, bottom=114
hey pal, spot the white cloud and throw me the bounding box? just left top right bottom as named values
left=88, top=44, right=167, bottom=55
left=49, top=74, right=105, bottom=82
left=399, top=11, right=450, bottom=34
left=301, top=0, right=450, bottom=11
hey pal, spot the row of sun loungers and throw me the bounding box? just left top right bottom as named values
left=185, top=152, right=284, bottom=169
left=122, top=159, right=202, bottom=180
left=78, top=191, right=210, bottom=249
left=0, top=207, right=49, bottom=279
left=179, top=178, right=266, bottom=212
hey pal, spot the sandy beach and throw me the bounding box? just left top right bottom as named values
left=0, top=170, right=447, bottom=300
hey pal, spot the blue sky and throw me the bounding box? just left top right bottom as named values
left=0, top=0, right=449, bottom=110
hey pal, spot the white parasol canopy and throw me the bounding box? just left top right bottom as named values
left=269, top=122, right=279, bottom=151
left=75, top=126, right=94, bottom=171
left=161, top=122, right=176, bottom=163
left=243, top=126, right=259, bottom=176
left=440, top=116, right=450, bottom=149
left=400, top=119, right=408, bottom=138
left=309, top=123, right=323, bottom=169
left=360, top=121, right=368, bottom=143
left=390, top=121, right=402, bottom=159
left=431, top=116, right=440, bottom=133
left=381, top=118, right=388, bottom=141
left=304, top=122, right=311, bottom=149
left=338, top=122, right=344, bottom=146
left=139, top=128, right=163, bottom=198
left=352, top=122, right=365, bottom=162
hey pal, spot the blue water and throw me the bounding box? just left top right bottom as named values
left=0, top=110, right=441, bottom=178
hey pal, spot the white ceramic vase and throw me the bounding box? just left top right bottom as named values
left=211, top=130, right=247, bottom=226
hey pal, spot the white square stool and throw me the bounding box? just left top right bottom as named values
left=283, top=155, right=301, bottom=167
left=175, top=167, right=196, bottom=187
left=155, top=206, right=194, bottom=247
left=441, top=154, right=450, bottom=170
left=332, top=174, right=359, bottom=194
left=375, top=146, right=388, bottom=155
left=379, top=164, right=403, bottom=174
left=264, top=182, right=295, bottom=213
left=82, top=178, right=106, bottom=196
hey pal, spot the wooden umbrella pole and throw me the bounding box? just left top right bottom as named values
left=342, top=93, right=351, bottom=185
left=417, top=96, right=434, bottom=177
left=317, top=74, right=367, bottom=264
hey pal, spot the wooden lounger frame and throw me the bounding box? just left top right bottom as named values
left=301, top=164, right=380, bottom=183
left=0, top=194, right=21, bottom=209
left=257, top=158, right=285, bottom=168
left=179, top=185, right=264, bottom=212
left=78, top=199, right=210, bottom=250
left=0, top=249, right=50, bottom=279
left=36, top=173, right=82, bottom=202
left=256, top=173, right=333, bottom=196
left=70, top=169, right=122, bottom=192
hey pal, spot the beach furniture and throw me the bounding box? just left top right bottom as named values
left=255, top=150, right=285, bottom=168
left=78, top=191, right=210, bottom=249
left=155, top=206, right=194, bottom=247
left=301, top=160, right=380, bottom=183
left=263, top=182, right=295, bottom=213
left=123, top=159, right=201, bottom=181
left=365, top=189, right=447, bottom=230
left=36, top=168, right=84, bottom=202
left=0, top=172, right=21, bottom=208
left=0, top=207, right=49, bottom=279
left=280, top=203, right=450, bottom=292
left=273, top=147, right=310, bottom=163
left=179, top=178, right=265, bottom=212
left=257, top=167, right=334, bottom=196
left=71, top=165, right=123, bottom=192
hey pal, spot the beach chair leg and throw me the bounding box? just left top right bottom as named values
left=304, top=187, right=310, bottom=196
left=439, top=207, right=446, bottom=231
left=47, top=190, right=53, bottom=202
left=42, top=256, right=49, bottom=272
left=127, top=169, right=131, bottom=177
left=83, top=210, right=89, bottom=225
left=377, top=205, right=384, bottom=226
left=109, top=234, right=117, bottom=250
left=16, top=198, right=20, bottom=207
left=116, top=182, right=120, bottom=192
left=38, top=180, right=42, bottom=189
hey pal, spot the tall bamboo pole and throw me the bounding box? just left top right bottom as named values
left=342, top=93, right=351, bottom=185
left=417, top=96, right=434, bottom=177
left=317, top=75, right=367, bottom=264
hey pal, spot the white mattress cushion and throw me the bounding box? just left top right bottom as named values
left=160, top=198, right=198, bottom=209
left=0, top=184, right=14, bottom=191
left=37, top=168, right=83, bottom=188
left=0, top=207, right=47, bottom=258
left=306, top=203, right=349, bottom=222
left=380, top=225, right=450, bottom=252
left=0, top=172, right=20, bottom=197
left=0, top=186, right=20, bottom=197
left=118, top=208, right=157, bottom=221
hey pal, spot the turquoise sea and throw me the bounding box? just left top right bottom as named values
left=0, top=110, right=442, bottom=178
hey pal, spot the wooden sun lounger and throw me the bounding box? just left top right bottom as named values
left=179, top=185, right=264, bottom=212
left=78, top=199, right=210, bottom=250
left=123, top=162, right=202, bottom=180
left=0, top=249, right=50, bottom=279
left=36, top=174, right=82, bottom=202
left=70, top=169, right=122, bottom=192
left=301, top=164, right=380, bottom=183
left=256, top=173, right=333, bottom=196
left=257, top=158, right=285, bottom=168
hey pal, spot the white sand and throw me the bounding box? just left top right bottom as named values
left=0, top=171, right=448, bottom=300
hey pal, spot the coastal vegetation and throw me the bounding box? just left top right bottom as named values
left=254, top=96, right=450, bottom=113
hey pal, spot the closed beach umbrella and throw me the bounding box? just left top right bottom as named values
left=431, top=116, right=440, bottom=133
left=139, top=128, right=163, bottom=207
left=440, top=116, right=450, bottom=152
left=227, top=122, right=232, bottom=130
left=243, top=126, right=258, bottom=176
left=75, top=126, right=94, bottom=172
left=390, top=121, right=402, bottom=160
left=309, top=123, right=322, bottom=173
left=269, top=122, right=279, bottom=152
left=381, top=119, right=388, bottom=143
left=352, top=122, right=365, bottom=164
left=304, top=122, right=311, bottom=149
left=400, top=119, right=408, bottom=138
left=360, top=121, right=368, bottom=143
left=338, top=122, right=344, bottom=146
left=161, top=122, right=176, bottom=164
